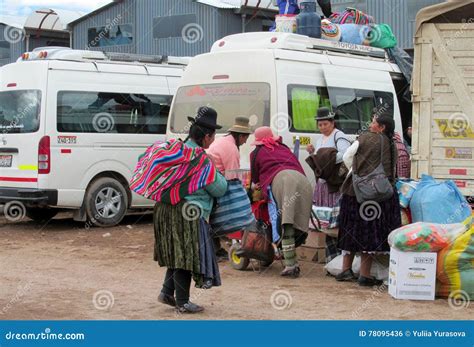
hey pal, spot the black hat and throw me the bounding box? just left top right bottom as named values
left=315, top=107, right=335, bottom=121
left=187, top=106, right=222, bottom=130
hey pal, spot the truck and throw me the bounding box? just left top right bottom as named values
left=411, top=0, right=474, bottom=198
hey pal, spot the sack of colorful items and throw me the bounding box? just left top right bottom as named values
left=389, top=174, right=473, bottom=301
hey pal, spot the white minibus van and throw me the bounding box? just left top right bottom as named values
left=0, top=47, right=188, bottom=226
left=167, top=32, right=409, bottom=179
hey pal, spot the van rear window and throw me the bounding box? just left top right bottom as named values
left=0, top=90, right=41, bottom=134
left=57, top=91, right=172, bottom=134
left=288, top=85, right=394, bottom=134
left=170, top=83, right=271, bottom=133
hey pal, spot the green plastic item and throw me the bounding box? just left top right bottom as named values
left=368, top=24, right=397, bottom=49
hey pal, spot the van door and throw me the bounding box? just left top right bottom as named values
left=321, top=64, right=402, bottom=135
left=0, top=70, right=46, bottom=192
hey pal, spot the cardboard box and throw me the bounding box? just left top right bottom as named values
left=305, top=231, right=326, bottom=248
left=388, top=247, right=437, bottom=301
left=297, top=246, right=326, bottom=264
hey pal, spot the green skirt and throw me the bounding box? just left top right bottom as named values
left=153, top=201, right=203, bottom=285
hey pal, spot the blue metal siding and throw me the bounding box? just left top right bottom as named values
left=367, top=0, right=443, bottom=49
left=72, top=0, right=136, bottom=53
left=321, top=0, right=443, bottom=49
left=0, top=24, right=26, bottom=66
left=136, top=0, right=223, bottom=57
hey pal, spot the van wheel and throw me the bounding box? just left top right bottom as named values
left=84, top=177, right=128, bottom=227
left=25, top=207, right=58, bottom=222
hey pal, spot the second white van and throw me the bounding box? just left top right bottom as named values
left=0, top=47, right=188, bottom=226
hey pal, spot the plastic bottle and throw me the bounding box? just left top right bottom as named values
left=293, top=135, right=300, bottom=159
left=296, top=1, right=321, bottom=38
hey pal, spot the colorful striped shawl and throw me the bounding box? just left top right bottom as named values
left=129, top=139, right=217, bottom=205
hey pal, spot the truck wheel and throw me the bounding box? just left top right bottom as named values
left=25, top=207, right=59, bottom=222
left=84, top=177, right=128, bottom=227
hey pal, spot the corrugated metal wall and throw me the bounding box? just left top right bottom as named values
left=136, top=0, right=222, bottom=57
left=0, top=24, right=26, bottom=66
left=72, top=0, right=136, bottom=53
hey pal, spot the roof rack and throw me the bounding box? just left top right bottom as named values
left=211, top=32, right=388, bottom=60
left=18, top=47, right=189, bottom=66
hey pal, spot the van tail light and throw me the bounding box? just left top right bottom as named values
left=38, top=136, right=51, bottom=174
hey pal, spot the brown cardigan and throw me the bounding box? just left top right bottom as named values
left=306, top=148, right=348, bottom=193
left=341, top=132, right=398, bottom=197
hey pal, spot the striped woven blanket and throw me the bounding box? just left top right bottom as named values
left=129, top=139, right=217, bottom=205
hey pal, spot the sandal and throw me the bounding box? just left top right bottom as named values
left=335, top=269, right=357, bottom=282
left=280, top=265, right=301, bottom=278
left=358, top=275, right=384, bottom=287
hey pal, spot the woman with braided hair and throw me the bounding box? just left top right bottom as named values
left=335, top=114, right=401, bottom=286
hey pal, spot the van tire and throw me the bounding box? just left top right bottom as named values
left=25, top=208, right=59, bottom=222
left=84, top=177, right=128, bottom=227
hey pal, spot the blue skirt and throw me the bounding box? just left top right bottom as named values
left=198, top=219, right=222, bottom=287
left=337, top=191, right=401, bottom=253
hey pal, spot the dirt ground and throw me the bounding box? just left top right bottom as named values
left=0, top=212, right=472, bottom=320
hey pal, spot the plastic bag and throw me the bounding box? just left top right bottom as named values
left=339, top=24, right=370, bottom=45
left=410, top=175, right=472, bottom=226
left=325, top=254, right=389, bottom=280
left=388, top=222, right=467, bottom=252
left=436, top=227, right=473, bottom=299
left=367, top=24, right=397, bottom=48
left=396, top=179, right=418, bottom=208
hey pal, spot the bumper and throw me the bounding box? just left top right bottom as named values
left=0, top=187, right=58, bottom=206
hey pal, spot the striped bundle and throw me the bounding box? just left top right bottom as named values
left=210, top=180, right=254, bottom=236
left=130, top=139, right=217, bottom=205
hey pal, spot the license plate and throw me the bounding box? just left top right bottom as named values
left=0, top=155, right=12, bottom=167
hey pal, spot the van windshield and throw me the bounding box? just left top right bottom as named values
left=170, top=83, right=270, bottom=133
left=0, top=90, right=41, bottom=134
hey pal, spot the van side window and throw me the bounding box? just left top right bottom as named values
left=287, top=85, right=331, bottom=133
left=328, top=88, right=376, bottom=134
left=57, top=91, right=172, bottom=134
left=288, top=85, right=394, bottom=134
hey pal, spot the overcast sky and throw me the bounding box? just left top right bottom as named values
left=0, top=0, right=113, bottom=18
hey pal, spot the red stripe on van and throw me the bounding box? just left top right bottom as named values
left=61, top=149, right=72, bottom=154
left=0, top=177, right=38, bottom=182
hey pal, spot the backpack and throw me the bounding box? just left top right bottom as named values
left=352, top=134, right=394, bottom=203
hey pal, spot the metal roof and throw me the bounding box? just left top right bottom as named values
left=196, top=0, right=241, bottom=9
left=24, top=8, right=84, bottom=31
left=196, top=0, right=278, bottom=10
left=0, top=15, right=26, bottom=29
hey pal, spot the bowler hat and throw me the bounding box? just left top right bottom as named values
left=187, top=106, right=222, bottom=130
left=315, top=107, right=335, bottom=121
